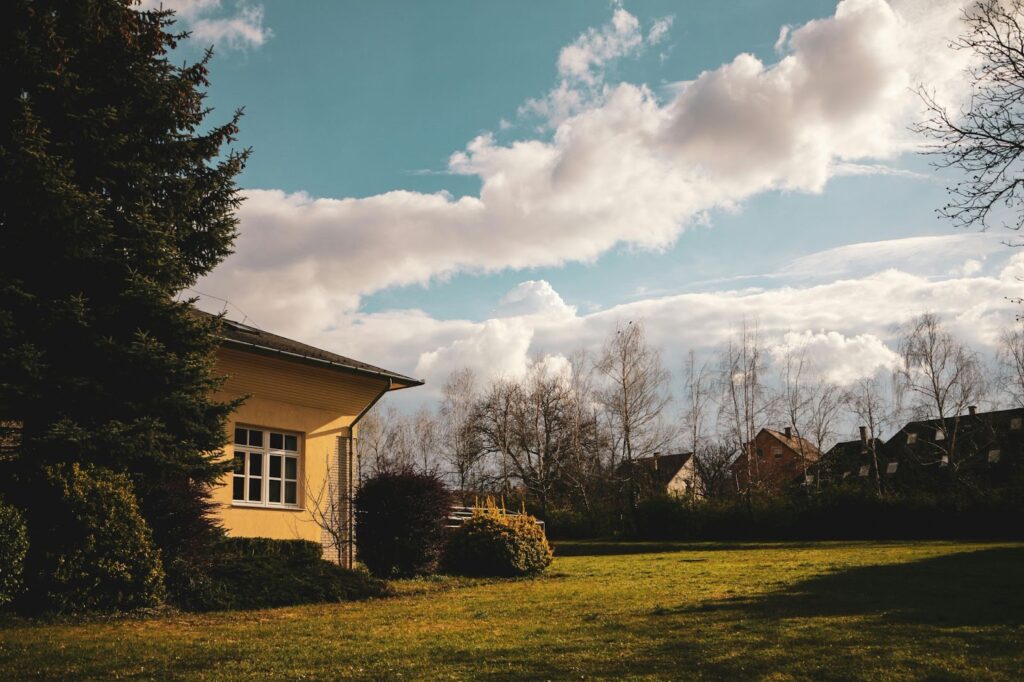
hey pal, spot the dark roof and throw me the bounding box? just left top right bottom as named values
left=763, top=428, right=822, bottom=461
left=886, top=407, right=1024, bottom=446
left=633, top=452, right=693, bottom=487
left=196, top=310, right=423, bottom=388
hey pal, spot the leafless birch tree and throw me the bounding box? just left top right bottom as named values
left=596, top=321, right=673, bottom=512
left=894, top=313, right=989, bottom=470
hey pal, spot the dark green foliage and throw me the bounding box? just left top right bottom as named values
left=0, top=500, right=28, bottom=607
left=20, top=463, right=165, bottom=614
left=634, top=488, right=1024, bottom=541
left=0, top=0, right=248, bottom=608
left=356, top=472, right=452, bottom=578
left=175, top=537, right=387, bottom=612
left=443, top=512, right=553, bottom=577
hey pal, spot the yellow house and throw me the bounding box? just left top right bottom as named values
left=203, top=313, right=422, bottom=567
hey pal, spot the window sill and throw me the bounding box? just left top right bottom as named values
left=230, top=501, right=304, bottom=512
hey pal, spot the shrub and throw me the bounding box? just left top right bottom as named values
left=22, top=463, right=165, bottom=614
left=180, top=537, right=388, bottom=612
left=0, top=500, right=28, bottom=607
left=356, top=472, right=452, bottom=578
left=443, top=508, right=553, bottom=577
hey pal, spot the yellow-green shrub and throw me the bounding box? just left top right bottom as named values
left=443, top=508, right=552, bottom=577
left=0, top=500, right=28, bottom=607
left=23, top=463, right=165, bottom=613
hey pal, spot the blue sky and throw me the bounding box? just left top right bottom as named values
left=160, top=0, right=1023, bottom=406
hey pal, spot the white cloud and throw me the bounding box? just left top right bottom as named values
left=191, top=1, right=997, bottom=399
left=220, top=247, right=1022, bottom=407
left=520, top=6, right=675, bottom=126
left=778, top=233, right=1007, bottom=282
left=191, top=5, right=271, bottom=50
left=770, top=331, right=900, bottom=385
left=493, top=280, right=577, bottom=319
left=204, top=0, right=974, bottom=331
left=139, top=0, right=271, bottom=50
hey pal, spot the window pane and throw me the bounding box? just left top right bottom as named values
left=285, top=457, right=297, bottom=480
left=269, top=455, right=281, bottom=478
left=285, top=481, right=297, bottom=505
left=269, top=480, right=281, bottom=503
left=248, top=429, right=263, bottom=447
left=249, top=452, right=263, bottom=476
left=234, top=427, right=247, bottom=445
left=233, top=453, right=245, bottom=474
left=270, top=432, right=283, bottom=449
left=248, top=478, right=262, bottom=502
left=232, top=476, right=244, bottom=500
left=284, top=435, right=298, bottom=451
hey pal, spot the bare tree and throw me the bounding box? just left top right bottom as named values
left=718, top=320, right=771, bottom=494
left=842, top=376, right=894, bottom=495
left=439, top=368, right=484, bottom=502
left=997, top=318, right=1024, bottom=407
left=305, top=447, right=352, bottom=564
left=692, top=439, right=738, bottom=499
left=411, top=405, right=441, bottom=476
left=356, top=404, right=415, bottom=479
left=894, top=313, right=989, bottom=470
left=561, top=349, right=607, bottom=520
left=681, top=349, right=713, bottom=502
left=595, top=321, right=673, bottom=513
left=915, top=1, right=1024, bottom=234
left=777, top=348, right=841, bottom=489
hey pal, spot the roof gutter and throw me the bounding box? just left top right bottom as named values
left=219, top=336, right=424, bottom=388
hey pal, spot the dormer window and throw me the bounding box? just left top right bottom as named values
left=906, top=432, right=917, bottom=444
left=934, top=428, right=945, bottom=441
left=1011, top=418, right=1022, bottom=430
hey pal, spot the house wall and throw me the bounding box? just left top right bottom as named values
left=666, top=459, right=697, bottom=498
left=731, top=431, right=811, bottom=492
left=210, top=347, right=390, bottom=564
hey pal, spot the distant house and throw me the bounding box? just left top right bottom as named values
left=818, top=426, right=887, bottom=486
left=731, top=427, right=821, bottom=492
left=205, top=312, right=423, bottom=567
left=632, top=452, right=698, bottom=499
left=883, top=406, right=1024, bottom=487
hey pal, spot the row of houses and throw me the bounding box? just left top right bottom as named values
left=634, top=405, right=1024, bottom=499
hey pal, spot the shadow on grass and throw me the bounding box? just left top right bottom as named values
left=685, top=545, right=1024, bottom=628
left=553, top=540, right=852, bottom=557
left=475, top=546, right=1024, bottom=680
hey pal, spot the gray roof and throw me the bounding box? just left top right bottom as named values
left=197, top=310, right=423, bottom=388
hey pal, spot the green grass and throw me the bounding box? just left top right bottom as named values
left=2, top=541, right=1022, bottom=680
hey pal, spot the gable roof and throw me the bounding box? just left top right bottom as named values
left=632, top=452, right=693, bottom=487
left=197, top=310, right=424, bottom=389
left=762, top=428, right=822, bottom=461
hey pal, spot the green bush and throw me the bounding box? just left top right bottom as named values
left=443, top=510, right=553, bottom=577
left=356, top=472, right=452, bottom=578
left=22, top=463, right=165, bottom=614
left=0, top=500, right=28, bottom=607
left=176, top=537, right=388, bottom=612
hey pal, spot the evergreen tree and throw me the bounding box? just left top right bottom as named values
left=0, top=0, right=248, bottom=600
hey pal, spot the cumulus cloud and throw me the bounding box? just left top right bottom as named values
left=493, top=280, right=577, bottom=319
left=203, top=0, right=974, bottom=333
left=520, top=6, right=674, bottom=125
left=201, top=240, right=1023, bottom=405
left=139, top=0, right=271, bottom=50
left=770, top=331, right=900, bottom=385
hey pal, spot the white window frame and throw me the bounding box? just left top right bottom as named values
left=231, top=426, right=302, bottom=510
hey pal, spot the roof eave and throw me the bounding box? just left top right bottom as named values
left=218, top=336, right=425, bottom=389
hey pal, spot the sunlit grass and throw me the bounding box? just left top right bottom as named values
left=2, top=541, right=1022, bottom=680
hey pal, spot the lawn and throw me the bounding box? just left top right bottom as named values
left=2, top=541, right=1022, bottom=680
